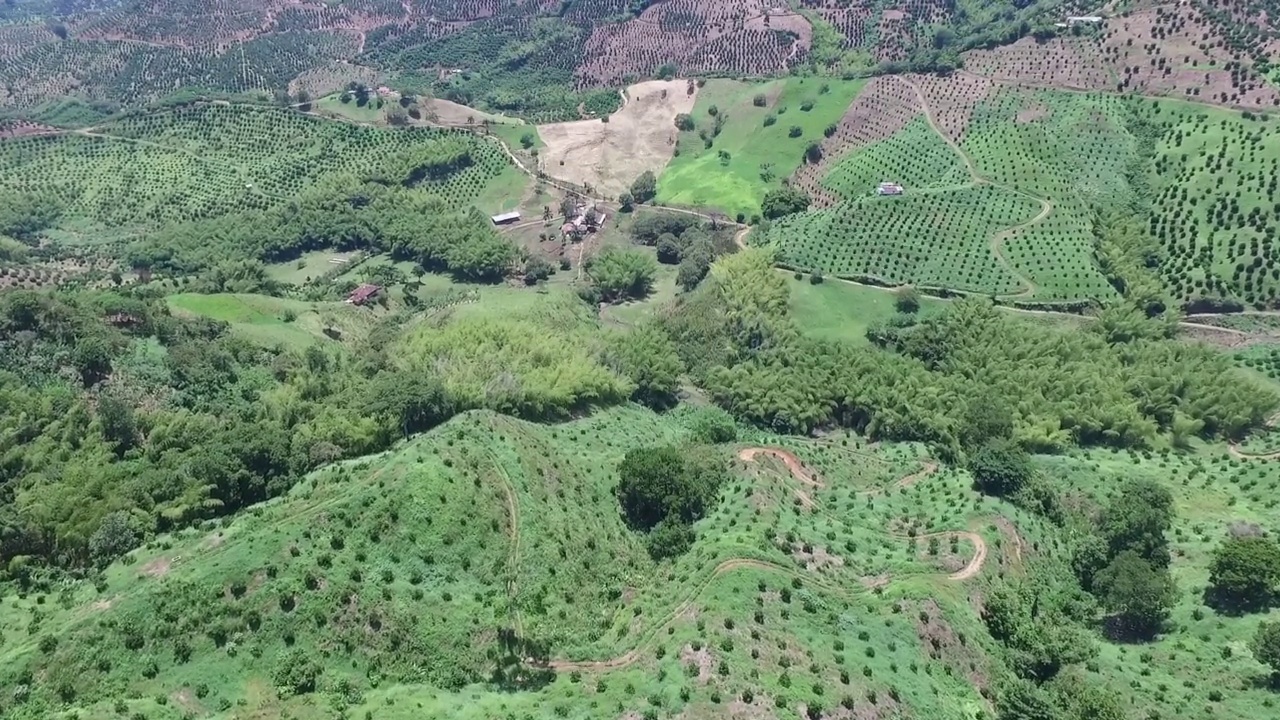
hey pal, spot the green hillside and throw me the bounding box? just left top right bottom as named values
left=0, top=404, right=1009, bottom=720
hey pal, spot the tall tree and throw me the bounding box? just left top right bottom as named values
left=1208, top=535, right=1280, bottom=613
left=1093, top=550, right=1176, bottom=640
left=630, top=171, right=657, bottom=204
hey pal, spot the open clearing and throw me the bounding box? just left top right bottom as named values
left=537, top=80, right=697, bottom=198
left=657, top=77, right=865, bottom=219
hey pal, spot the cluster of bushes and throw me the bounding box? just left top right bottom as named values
left=128, top=177, right=518, bottom=287
left=615, top=445, right=727, bottom=559
left=627, top=212, right=736, bottom=292
left=666, top=250, right=1276, bottom=449
left=0, top=272, right=692, bottom=576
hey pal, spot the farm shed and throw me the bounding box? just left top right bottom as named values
left=877, top=182, right=905, bottom=196
left=347, top=283, right=382, bottom=305
left=491, top=211, right=522, bottom=225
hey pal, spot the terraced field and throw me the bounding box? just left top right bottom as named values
left=766, top=80, right=1138, bottom=302
left=0, top=104, right=512, bottom=232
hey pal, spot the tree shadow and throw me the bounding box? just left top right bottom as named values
left=1244, top=672, right=1280, bottom=692
left=1203, top=586, right=1275, bottom=617
left=1096, top=615, right=1163, bottom=645
left=490, top=627, right=554, bottom=692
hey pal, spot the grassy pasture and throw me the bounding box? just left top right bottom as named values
left=785, top=272, right=945, bottom=344
left=656, top=77, right=864, bottom=219
left=167, top=293, right=366, bottom=349
left=265, top=249, right=360, bottom=285
left=313, top=93, right=387, bottom=123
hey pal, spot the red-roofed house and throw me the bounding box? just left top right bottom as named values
left=347, top=283, right=382, bottom=305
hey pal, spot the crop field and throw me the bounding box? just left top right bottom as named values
left=772, top=80, right=1143, bottom=303
left=801, top=0, right=952, bottom=64
left=957, top=88, right=1132, bottom=301
left=575, top=0, right=812, bottom=88
left=820, top=117, right=968, bottom=200
left=1035, top=447, right=1280, bottom=720
left=0, top=103, right=512, bottom=232
left=960, top=5, right=1280, bottom=110
left=0, top=402, right=1045, bottom=719
left=765, top=184, right=1037, bottom=295
left=1145, top=103, right=1280, bottom=308
left=656, top=77, right=864, bottom=219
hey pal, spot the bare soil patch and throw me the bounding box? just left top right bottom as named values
left=737, top=446, right=822, bottom=486
left=140, top=556, right=173, bottom=578
left=791, top=543, right=845, bottom=572
left=679, top=643, right=715, bottom=684
left=538, top=80, right=697, bottom=198
left=914, top=599, right=993, bottom=698
left=1015, top=105, right=1050, bottom=124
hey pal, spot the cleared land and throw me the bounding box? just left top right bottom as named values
left=656, top=77, right=865, bottom=218
left=167, top=293, right=369, bottom=349
left=538, top=80, right=697, bottom=198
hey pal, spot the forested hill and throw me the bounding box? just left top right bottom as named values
left=0, top=0, right=1071, bottom=124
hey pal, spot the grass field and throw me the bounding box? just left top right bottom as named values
left=786, top=272, right=945, bottom=344
left=167, top=293, right=367, bottom=349
left=656, top=77, right=865, bottom=219
left=265, top=249, right=360, bottom=285
left=313, top=93, right=387, bottom=123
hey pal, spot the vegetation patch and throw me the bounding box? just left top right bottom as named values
left=656, top=77, right=864, bottom=220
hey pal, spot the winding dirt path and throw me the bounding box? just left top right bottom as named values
left=484, top=447, right=525, bottom=636
left=736, top=447, right=820, bottom=486
left=901, top=77, right=1048, bottom=299
left=549, top=448, right=986, bottom=672
left=1229, top=444, right=1280, bottom=460
left=1227, top=413, right=1280, bottom=460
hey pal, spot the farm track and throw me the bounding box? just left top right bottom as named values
left=483, top=445, right=525, bottom=636
left=902, top=77, right=1048, bottom=299
left=28, top=99, right=1280, bottom=330
left=1228, top=413, right=1280, bottom=460
left=550, top=447, right=985, bottom=671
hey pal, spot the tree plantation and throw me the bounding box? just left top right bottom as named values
left=4, top=1, right=1280, bottom=719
